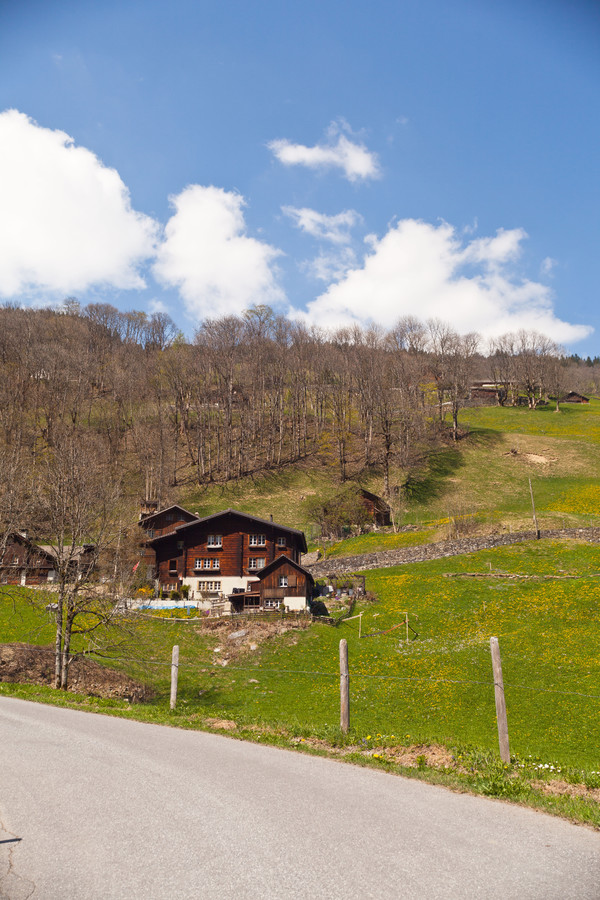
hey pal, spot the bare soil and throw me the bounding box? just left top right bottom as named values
left=0, top=643, right=154, bottom=702
left=201, top=616, right=311, bottom=666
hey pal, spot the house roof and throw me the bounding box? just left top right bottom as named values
left=256, top=554, right=314, bottom=584
left=138, top=504, right=198, bottom=526
left=148, top=507, right=307, bottom=552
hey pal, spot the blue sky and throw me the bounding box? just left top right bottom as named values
left=1, top=0, right=598, bottom=351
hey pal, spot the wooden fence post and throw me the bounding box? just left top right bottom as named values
left=490, top=637, right=510, bottom=763
left=170, top=644, right=179, bottom=711
left=339, top=639, right=349, bottom=733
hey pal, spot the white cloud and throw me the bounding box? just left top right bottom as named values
left=282, top=206, right=362, bottom=244
left=300, top=219, right=591, bottom=344
left=0, top=109, right=158, bottom=297
left=541, top=256, right=557, bottom=277
left=301, top=247, right=358, bottom=283
left=153, top=185, right=284, bottom=319
left=268, top=122, right=380, bottom=182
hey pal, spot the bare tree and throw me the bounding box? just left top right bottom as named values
left=32, top=433, right=128, bottom=690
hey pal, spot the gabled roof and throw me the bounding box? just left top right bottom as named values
left=148, top=508, right=307, bottom=552
left=138, top=504, right=198, bottom=526
left=256, top=554, right=314, bottom=584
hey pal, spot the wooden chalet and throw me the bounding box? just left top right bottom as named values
left=0, top=532, right=95, bottom=586
left=143, top=507, right=308, bottom=611
left=229, top=556, right=314, bottom=613
left=138, top=502, right=200, bottom=581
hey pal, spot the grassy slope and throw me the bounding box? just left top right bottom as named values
left=174, top=401, right=600, bottom=544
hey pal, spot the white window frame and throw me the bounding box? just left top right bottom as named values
left=249, top=534, right=266, bottom=547
left=203, top=558, right=212, bottom=569
left=264, top=598, right=280, bottom=609
left=276, top=536, right=286, bottom=548
left=207, top=534, right=222, bottom=548
left=278, top=575, right=288, bottom=588
left=248, top=557, right=266, bottom=570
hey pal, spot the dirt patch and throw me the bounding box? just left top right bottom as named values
left=534, top=780, right=600, bottom=803
left=291, top=738, right=458, bottom=769
left=0, top=643, right=153, bottom=702
left=524, top=453, right=557, bottom=465
left=204, top=717, right=238, bottom=731
left=200, top=617, right=311, bottom=666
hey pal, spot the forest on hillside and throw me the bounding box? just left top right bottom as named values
left=0, top=299, right=599, bottom=541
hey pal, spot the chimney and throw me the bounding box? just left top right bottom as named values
left=270, top=514, right=273, bottom=522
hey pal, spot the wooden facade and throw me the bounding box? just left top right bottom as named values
left=358, top=489, right=391, bottom=527
left=229, top=556, right=314, bottom=613
left=138, top=503, right=199, bottom=580
left=145, top=508, right=308, bottom=603
left=0, top=533, right=94, bottom=586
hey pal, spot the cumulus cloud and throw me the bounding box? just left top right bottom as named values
left=282, top=206, right=362, bottom=244
left=0, top=109, right=158, bottom=297
left=300, top=219, right=591, bottom=344
left=268, top=122, right=380, bottom=182
left=153, top=185, right=284, bottom=319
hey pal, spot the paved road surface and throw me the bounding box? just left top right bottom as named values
left=1, top=697, right=599, bottom=899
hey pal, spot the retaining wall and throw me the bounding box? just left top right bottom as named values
left=307, top=527, right=600, bottom=577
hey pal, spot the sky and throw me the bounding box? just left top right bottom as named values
left=0, top=0, right=598, bottom=352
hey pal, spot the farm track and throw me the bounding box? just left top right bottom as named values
left=307, top=526, right=600, bottom=576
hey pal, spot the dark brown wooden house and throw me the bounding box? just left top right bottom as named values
left=145, top=508, right=308, bottom=608
left=0, top=532, right=94, bottom=586
left=229, top=556, right=314, bottom=613
left=138, top=503, right=200, bottom=581
left=358, top=489, right=391, bottom=527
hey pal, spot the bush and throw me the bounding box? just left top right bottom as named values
left=170, top=590, right=181, bottom=601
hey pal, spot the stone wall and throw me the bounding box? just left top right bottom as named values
left=307, top=527, right=600, bottom=578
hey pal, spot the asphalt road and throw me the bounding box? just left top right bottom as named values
left=1, top=697, right=599, bottom=900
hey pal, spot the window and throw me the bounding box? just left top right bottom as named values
left=197, top=580, right=221, bottom=592
left=264, top=598, right=280, bottom=609
left=146, top=528, right=155, bottom=539
left=166, top=513, right=175, bottom=523
left=207, top=534, right=222, bottom=548
left=177, top=540, right=184, bottom=550
left=168, top=559, right=177, bottom=574
left=244, top=596, right=260, bottom=608
left=278, top=575, right=288, bottom=588
left=276, top=536, right=286, bottom=548
left=249, top=534, right=266, bottom=547
left=248, top=557, right=266, bottom=570
left=194, top=556, right=219, bottom=570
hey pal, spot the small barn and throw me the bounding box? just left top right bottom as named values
left=358, top=489, right=391, bottom=527
left=560, top=392, right=590, bottom=404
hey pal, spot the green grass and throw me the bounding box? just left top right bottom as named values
left=322, top=529, right=433, bottom=558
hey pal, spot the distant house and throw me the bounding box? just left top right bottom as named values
left=560, top=392, right=590, bottom=404
left=469, top=382, right=507, bottom=405
left=358, top=489, right=391, bottom=527
left=0, top=532, right=94, bottom=586
left=140, top=506, right=309, bottom=612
